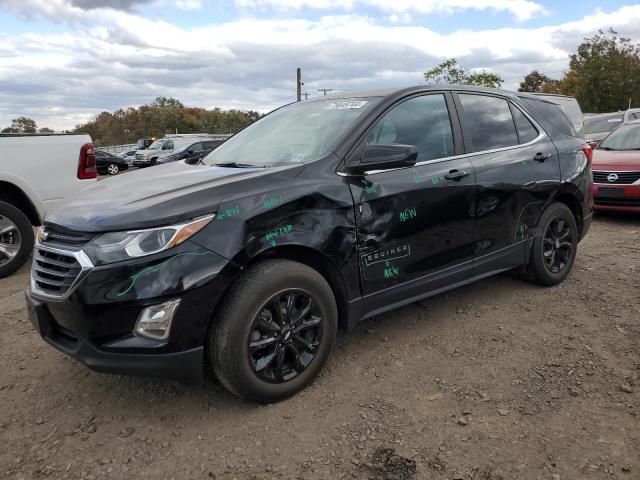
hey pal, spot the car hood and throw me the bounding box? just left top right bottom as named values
left=46, top=161, right=288, bottom=232
left=592, top=149, right=640, bottom=170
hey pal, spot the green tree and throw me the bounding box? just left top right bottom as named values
left=518, top=71, right=560, bottom=93
left=38, top=127, right=54, bottom=134
left=424, top=58, right=503, bottom=88
left=2, top=116, right=38, bottom=133
left=561, top=29, right=640, bottom=112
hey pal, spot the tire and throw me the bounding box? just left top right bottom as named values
left=150, top=157, right=158, bottom=166
left=210, top=259, right=338, bottom=403
left=0, top=201, right=34, bottom=278
left=107, top=163, right=119, bottom=175
left=524, top=202, right=578, bottom=286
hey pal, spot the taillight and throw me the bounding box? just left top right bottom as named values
left=581, top=144, right=593, bottom=166
left=78, top=142, right=97, bottom=179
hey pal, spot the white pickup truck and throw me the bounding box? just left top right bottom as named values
left=0, top=133, right=97, bottom=277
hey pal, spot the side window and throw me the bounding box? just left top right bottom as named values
left=191, top=142, right=203, bottom=152
left=163, top=140, right=174, bottom=150
left=511, top=105, right=539, bottom=144
left=458, top=94, right=518, bottom=151
left=366, top=94, right=454, bottom=162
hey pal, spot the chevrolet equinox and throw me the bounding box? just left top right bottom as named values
left=27, top=86, right=593, bottom=402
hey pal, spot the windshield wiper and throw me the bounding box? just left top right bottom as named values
left=598, top=147, right=614, bottom=150
left=213, top=162, right=264, bottom=168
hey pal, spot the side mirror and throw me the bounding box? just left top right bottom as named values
left=348, top=144, right=418, bottom=174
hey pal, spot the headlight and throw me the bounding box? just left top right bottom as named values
left=84, top=214, right=214, bottom=265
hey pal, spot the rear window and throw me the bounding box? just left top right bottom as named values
left=584, top=114, right=623, bottom=134
left=519, top=97, right=577, bottom=137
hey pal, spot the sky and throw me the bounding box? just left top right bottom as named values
left=1, top=0, right=640, bottom=131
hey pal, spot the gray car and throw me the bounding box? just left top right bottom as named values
left=584, top=109, right=640, bottom=144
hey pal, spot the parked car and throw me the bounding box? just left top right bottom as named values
left=120, top=150, right=137, bottom=165
left=584, top=109, right=640, bottom=146
left=0, top=133, right=96, bottom=277
left=531, top=93, right=584, bottom=137
left=591, top=119, right=640, bottom=212
left=160, top=139, right=226, bottom=165
left=27, top=86, right=592, bottom=402
left=133, top=135, right=213, bottom=167
left=95, top=150, right=129, bottom=175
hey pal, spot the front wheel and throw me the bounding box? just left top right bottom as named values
left=525, top=202, right=578, bottom=286
left=210, top=259, right=337, bottom=403
left=0, top=201, right=34, bottom=278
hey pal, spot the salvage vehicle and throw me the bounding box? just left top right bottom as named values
left=26, top=86, right=592, bottom=402
left=591, top=119, right=640, bottom=212
left=0, top=133, right=96, bottom=278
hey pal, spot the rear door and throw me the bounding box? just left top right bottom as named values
left=348, top=92, right=477, bottom=315
left=453, top=92, right=561, bottom=275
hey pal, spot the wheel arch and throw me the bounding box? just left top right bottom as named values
left=233, top=245, right=351, bottom=331
left=553, top=190, right=583, bottom=237
left=0, top=180, right=41, bottom=226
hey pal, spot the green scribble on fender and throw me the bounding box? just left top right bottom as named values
left=412, top=168, right=422, bottom=183
left=116, top=252, right=212, bottom=298
left=263, top=195, right=284, bottom=209
left=431, top=175, right=445, bottom=185
left=265, top=224, right=293, bottom=246
left=516, top=223, right=529, bottom=241
left=384, top=265, right=399, bottom=279
left=363, top=244, right=411, bottom=267
left=399, top=206, right=417, bottom=222
left=216, top=205, right=240, bottom=220
left=361, top=180, right=377, bottom=195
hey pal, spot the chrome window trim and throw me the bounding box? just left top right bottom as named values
left=30, top=243, right=94, bottom=302
left=339, top=97, right=547, bottom=177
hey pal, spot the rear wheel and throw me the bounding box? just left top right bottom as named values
left=107, top=163, right=119, bottom=175
left=0, top=201, right=34, bottom=278
left=210, top=259, right=337, bottom=403
left=525, top=202, right=577, bottom=286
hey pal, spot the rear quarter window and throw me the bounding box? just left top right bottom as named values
left=519, top=97, right=577, bottom=137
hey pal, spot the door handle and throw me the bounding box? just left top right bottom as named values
left=533, top=152, right=552, bottom=163
left=445, top=169, right=470, bottom=181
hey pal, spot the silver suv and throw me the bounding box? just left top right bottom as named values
left=133, top=134, right=214, bottom=167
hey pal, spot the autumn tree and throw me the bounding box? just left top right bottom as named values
left=424, top=58, right=503, bottom=88
left=518, top=71, right=560, bottom=93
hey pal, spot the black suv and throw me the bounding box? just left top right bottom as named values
left=27, top=86, right=592, bottom=402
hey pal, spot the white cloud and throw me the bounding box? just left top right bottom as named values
left=234, top=0, right=547, bottom=22
left=174, top=0, right=202, bottom=10
left=2, top=1, right=640, bottom=129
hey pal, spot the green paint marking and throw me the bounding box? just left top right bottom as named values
left=517, top=223, right=529, bottom=241
left=431, top=176, right=445, bottom=185
left=384, top=265, right=399, bottom=279
left=265, top=224, right=293, bottom=245
left=216, top=205, right=241, bottom=220
left=399, top=206, right=417, bottom=223
left=116, top=252, right=212, bottom=298
left=263, top=195, right=284, bottom=209
left=363, top=244, right=411, bottom=267
left=361, top=180, right=377, bottom=195
left=412, top=168, right=422, bottom=183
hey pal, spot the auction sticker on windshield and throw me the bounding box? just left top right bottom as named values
left=325, top=100, right=368, bottom=110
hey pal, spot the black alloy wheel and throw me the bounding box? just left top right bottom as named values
left=248, top=290, right=323, bottom=383
left=542, top=218, right=572, bottom=273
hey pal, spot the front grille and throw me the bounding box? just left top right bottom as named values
left=32, top=248, right=83, bottom=297
left=592, top=171, right=640, bottom=184
left=40, top=225, right=95, bottom=249
left=594, top=198, right=640, bottom=206
left=135, top=153, right=146, bottom=160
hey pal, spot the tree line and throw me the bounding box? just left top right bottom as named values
left=426, top=29, right=640, bottom=113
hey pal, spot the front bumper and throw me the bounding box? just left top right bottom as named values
left=592, top=183, right=640, bottom=212
left=133, top=159, right=152, bottom=167
left=27, top=240, right=241, bottom=384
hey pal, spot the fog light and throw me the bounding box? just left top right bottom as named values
left=134, top=299, right=181, bottom=340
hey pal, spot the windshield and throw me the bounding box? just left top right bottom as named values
left=599, top=123, right=640, bottom=151
left=203, top=98, right=379, bottom=167
left=584, top=114, right=623, bottom=134
left=147, top=139, right=164, bottom=150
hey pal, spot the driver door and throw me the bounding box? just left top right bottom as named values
left=347, top=92, right=477, bottom=315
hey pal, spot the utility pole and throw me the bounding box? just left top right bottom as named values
left=302, top=91, right=310, bottom=101
left=296, top=67, right=302, bottom=102
left=317, top=88, right=335, bottom=96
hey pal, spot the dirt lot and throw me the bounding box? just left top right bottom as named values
left=1, top=214, right=639, bottom=480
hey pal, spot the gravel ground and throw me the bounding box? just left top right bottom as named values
left=0, top=213, right=639, bottom=480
